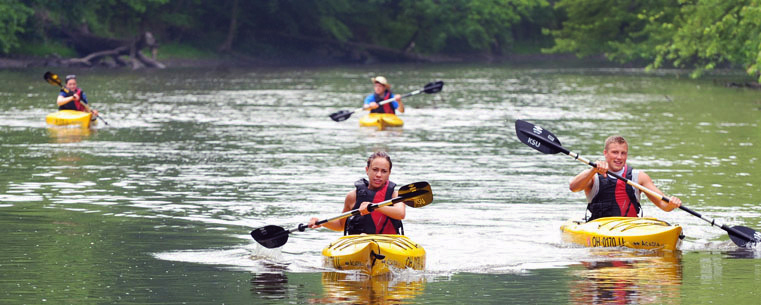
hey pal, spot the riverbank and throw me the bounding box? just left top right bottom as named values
left=3, top=53, right=757, bottom=88
left=0, top=52, right=609, bottom=70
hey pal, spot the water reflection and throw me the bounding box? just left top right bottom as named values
left=569, top=251, right=682, bottom=304
left=47, top=126, right=93, bottom=143
left=250, top=261, right=293, bottom=300
left=724, top=248, right=761, bottom=259
left=250, top=272, right=290, bottom=300
left=313, top=272, right=425, bottom=304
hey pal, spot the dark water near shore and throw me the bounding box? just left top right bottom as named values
left=1, top=65, right=759, bottom=304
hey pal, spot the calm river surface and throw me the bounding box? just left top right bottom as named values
left=1, top=64, right=760, bottom=304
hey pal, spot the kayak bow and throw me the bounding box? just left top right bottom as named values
left=322, top=234, right=425, bottom=276
left=561, top=217, right=684, bottom=251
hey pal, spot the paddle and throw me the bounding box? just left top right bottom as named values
left=515, top=119, right=761, bottom=247
left=251, top=181, right=434, bottom=249
left=44, top=71, right=109, bottom=125
left=329, top=81, right=444, bottom=122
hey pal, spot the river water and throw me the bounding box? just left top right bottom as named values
left=1, top=65, right=760, bottom=304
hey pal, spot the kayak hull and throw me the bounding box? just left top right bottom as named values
left=560, top=217, right=683, bottom=251
left=359, top=113, right=403, bottom=130
left=322, top=234, right=425, bottom=276
left=46, top=110, right=94, bottom=128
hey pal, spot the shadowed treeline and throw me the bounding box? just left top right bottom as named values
left=1, top=0, right=760, bottom=81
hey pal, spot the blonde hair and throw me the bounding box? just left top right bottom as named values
left=604, top=136, right=628, bottom=151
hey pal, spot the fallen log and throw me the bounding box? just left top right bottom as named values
left=58, top=31, right=164, bottom=69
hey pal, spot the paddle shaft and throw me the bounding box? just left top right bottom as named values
left=251, top=181, right=432, bottom=248
left=297, top=193, right=408, bottom=233
left=549, top=138, right=758, bottom=243
left=329, top=81, right=443, bottom=122
left=361, top=90, right=419, bottom=111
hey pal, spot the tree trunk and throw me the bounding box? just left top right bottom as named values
left=218, top=0, right=239, bottom=53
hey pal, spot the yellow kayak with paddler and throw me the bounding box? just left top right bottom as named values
left=560, top=217, right=684, bottom=251
left=359, top=113, right=403, bottom=130
left=322, top=234, right=425, bottom=276
left=46, top=110, right=95, bottom=128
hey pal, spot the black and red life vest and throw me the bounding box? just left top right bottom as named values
left=370, top=91, right=395, bottom=114
left=59, top=88, right=86, bottom=112
left=344, top=178, right=403, bottom=235
left=587, top=164, right=641, bottom=221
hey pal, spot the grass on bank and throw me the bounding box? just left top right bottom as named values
left=13, top=41, right=78, bottom=58
left=151, top=42, right=216, bottom=60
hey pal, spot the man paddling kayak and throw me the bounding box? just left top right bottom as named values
left=364, top=76, right=404, bottom=114
left=308, top=151, right=405, bottom=234
left=56, top=75, right=99, bottom=117
left=569, top=136, right=682, bottom=221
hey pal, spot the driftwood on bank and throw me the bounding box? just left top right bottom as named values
left=56, top=31, right=165, bottom=69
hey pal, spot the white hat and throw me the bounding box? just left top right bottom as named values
left=371, top=76, right=391, bottom=89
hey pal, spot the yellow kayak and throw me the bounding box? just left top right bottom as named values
left=46, top=110, right=94, bottom=128
left=322, top=234, right=425, bottom=276
left=359, top=113, right=403, bottom=130
left=560, top=217, right=683, bottom=251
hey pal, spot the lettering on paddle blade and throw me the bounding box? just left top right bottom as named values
left=527, top=137, right=541, bottom=148
left=532, top=125, right=543, bottom=135
left=413, top=197, right=426, bottom=207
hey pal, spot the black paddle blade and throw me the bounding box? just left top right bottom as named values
left=329, top=110, right=354, bottom=122
left=515, top=119, right=566, bottom=155
left=728, top=225, right=761, bottom=247
left=44, top=71, right=62, bottom=87
left=423, top=81, right=444, bottom=94
left=398, top=181, right=433, bottom=208
left=251, top=225, right=289, bottom=249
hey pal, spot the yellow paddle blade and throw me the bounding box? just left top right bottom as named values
left=398, top=181, right=433, bottom=208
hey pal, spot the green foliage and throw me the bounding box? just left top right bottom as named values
left=13, top=41, right=77, bottom=57
left=0, top=0, right=34, bottom=54
left=395, top=0, right=549, bottom=54
left=5, top=0, right=759, bottom=81
left=544, top=0, right=680, bottom=62
left=546, top=0, right=761, bottom=81
left=154, top=42, right=215, bottom=59
left=652, top=0, right=761, bottom=80
left=3, top=0, right=553, bottom=58
left=319, top=16, right=352, bottom=42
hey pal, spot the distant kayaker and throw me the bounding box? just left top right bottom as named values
left=308, top=151, right=405, bottom=234
left=569, top=135, right=682, bottom=221
left=56, top=74, right=98, bottom=117
left=363, top=76, right=404, bottom=114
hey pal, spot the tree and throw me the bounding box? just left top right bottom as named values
left=393, top=0, right=550, bottom=55
left=546, top=0, right=761, bottom=81
left=651, top=0, right=761, bottom=80
left=0, top=1, right=34, bottom=54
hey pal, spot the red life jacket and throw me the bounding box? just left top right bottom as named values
left=370, top=91, right=395, bottom=114
left=344, top=178, right=403, bottom=235
left=59, top=88, right=86, bottom=112
left=587, top=164, right=641, bottom=221
left=368, top=180, right=398, bottom=234
left=73, top=88, right=86, bottom=111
